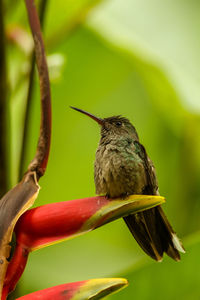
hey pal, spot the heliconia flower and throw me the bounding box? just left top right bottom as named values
left=0, top=172, right=39, bottom=296
left=3, top=194, right=165, bottom=297
left=16, top=278, right=128, bottom=300
left=15, top=195, right=165, bottom=251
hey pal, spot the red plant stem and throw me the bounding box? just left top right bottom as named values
left=24, top=0, right=51, bottom=178
left=2, top=243, right=29, bottom=299
left=1, top=1, right=50, bottom=298
left=1, top=288, right=7, bottom=300
left=19, top=0, right=49, bottom=180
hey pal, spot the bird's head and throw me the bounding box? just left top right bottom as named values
left=70, top=107, right=139, bottom=141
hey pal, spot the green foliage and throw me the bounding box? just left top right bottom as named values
left=110, top=233, right=200, bottom=300
left=6, top=0, right=200, bottom=299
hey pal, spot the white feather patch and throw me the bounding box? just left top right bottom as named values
left=172, top=233, right=185, bottom=253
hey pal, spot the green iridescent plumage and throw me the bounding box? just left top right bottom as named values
left=71, top=107, right=185, bottom=261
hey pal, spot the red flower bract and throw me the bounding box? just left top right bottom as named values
left=16, top=278, right=128, bottom=300
left=3, top=194, right=164, bottom=298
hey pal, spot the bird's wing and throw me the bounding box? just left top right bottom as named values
left=124, top=141, right=184, bottom=261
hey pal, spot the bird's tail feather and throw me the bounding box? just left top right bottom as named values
left=124, top=206, right=185, bottom=261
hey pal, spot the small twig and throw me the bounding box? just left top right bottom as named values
left=24, top=0, right=51, bottom=179
left=19, top=0, right=48, bottom=180
left=0, top=0, right=8, bottom=197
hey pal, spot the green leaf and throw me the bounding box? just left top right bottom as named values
left=109, top=233, right=200, bottom=300
left=88, top=0, right=200, bottom=113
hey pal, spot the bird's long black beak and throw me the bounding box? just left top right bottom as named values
left=70, top=106, right=104, bottom=126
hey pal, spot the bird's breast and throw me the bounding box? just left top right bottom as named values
left=94, top=142, right=147, bottom=198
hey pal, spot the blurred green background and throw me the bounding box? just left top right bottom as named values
left=4, top=0, right=200, bottom=299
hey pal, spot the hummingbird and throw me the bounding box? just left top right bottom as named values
left=71, top=107, right=185, bottom=261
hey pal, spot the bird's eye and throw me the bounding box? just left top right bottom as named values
left=115, top=121, right=122, bottom=127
